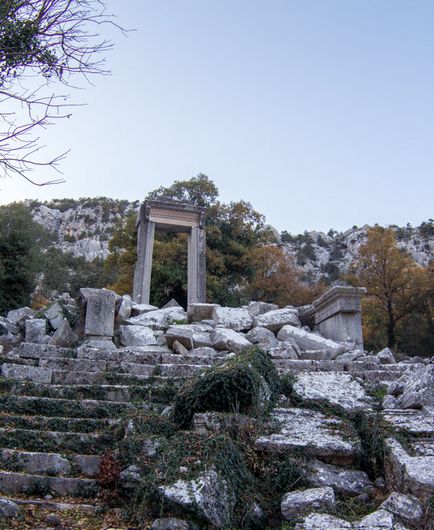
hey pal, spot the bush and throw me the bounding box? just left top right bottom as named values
left=172, top=348, right=279, bottom=429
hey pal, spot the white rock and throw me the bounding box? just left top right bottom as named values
left=396, top=365, right=434, bottom=409
left=380, top=492, right=423, bottom=526
left=25, top=319, right=46, bottom=343
left=246, top=327, right=277, bottom=346
left=118, top=294, right=133, bottom=320
left=126, top=307, right=187, bottom=330
left=277, top=325, right=345, bottom=357
left=6, top=307, right=34, bottom=324
left=307, top=461, right=372, bottom=496
left=295, top=513, right=352, bottom=530
left=281, top=486, right=335, bottom=520
left=211, top=328, right=252, bottom=353
left=355, top=509, right=403, bottom=530
left=158, top=468, right=235, bottom=528
left=253, top=308, right=301, bottom=331
left=246, top=301, right=278, bottom=317
left=131, top=303, right=159, bottom=316
left=44, top=302, right=64, bottom=330
left=376, top=348, right=396, bottom=364
left=213, top=307, right=253, bottom=331
left=292, top=372, right=373, bottom=415
left=119, top=325, right=157, bottom=346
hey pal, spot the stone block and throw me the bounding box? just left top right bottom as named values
left=188, top=303, right=220, bottom=322
left=49, top=318, right=78, bottom=348
left=246, top=301, right=278, bottom=317
left=7, top=307, right=34, bottom=325
left=84, top=289, right=116, bottom=337
left=213, top=307, right=253, bottom=331
left=127, top=307, right=187, bottom=330
left=307, top=461, right=373, bottom=496
left=1, top=363, right=52, bottom=383
left=44, top=302, right=64, bottom=330
left=119, top=325, right=157, bottom=347
left=211, top=328, right=252, bottom=353
left=277, top=325, right=345, bottom=357
left=281, top=486, right=335, bottom=521
left=25, top=319, right=47, bottom=343
left=117, top=294, right=133, bottom=320
left=253, top=308, right=301, bottom=331
left=379, top=492, right=423, bottom=526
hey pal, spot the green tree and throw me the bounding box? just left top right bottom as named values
left=0, top=203, right=45, bottom=313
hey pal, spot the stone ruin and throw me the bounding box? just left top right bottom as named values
left=133, top=200, right=206, bottom=306
left=0, top=287, right=432, bottom=526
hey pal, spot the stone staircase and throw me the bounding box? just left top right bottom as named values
left=0, top=342, right=223, bottom=525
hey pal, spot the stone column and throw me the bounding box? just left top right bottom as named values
left=313, top=286, right=366, bottom=349
left=133, top=218, right=155, bottom=305
left=187, top=227, right=206, bottom=305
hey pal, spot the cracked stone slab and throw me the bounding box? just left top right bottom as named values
left=292, top=372, right=373, bottom=415
left=255, top=407, right=360, bottom=465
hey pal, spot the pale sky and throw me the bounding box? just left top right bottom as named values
left=1, top=0, right=433, bottom=233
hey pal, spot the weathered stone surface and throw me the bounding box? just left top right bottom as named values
left=292, top=372, right=373, bottom=414
left=246, top=326, right=277, bottom=346
left=383, top=408, right=434, bottom=436
left=355, top=509, right=404, bottom=530
left=277, top=326, right=345, bottom=357
left=119, top=464, right=142, bottom=491
left=213, top=307, right=253, bottom=331
left=379, top=492, right=423, bottom=526
left=294, top=513, right=352, bottom=530
left=376, top=347, right=396, bottom=364
left=395, top=365, right=434, bottom=409
left=131, top=303, right=159, bottom=316
left=162, top=298, right=182, bottom=309
left=119, top=325, right=157, bottom=347
left=0, top=498, right=21, bottom=519
left=255, top=408, right=360, bottom=465
left=211, top=328, right=252, bottom=353
left=49, top=318, right=78, bottom=348
left=150, top=518, right=190, bottom=530
left=188, top=303, right=220, bottom=323
left=127, top=307, right=187, bottom=330
left=1, top=363, right=52, bottom=383
left=1, top=449, right=71, bottom=475
left=14, top=342, right=72, bottom=359
left=267, top=344, right=299, bottom=359
left=246, top=301, right=278, bottom=317
left=385, top=438, right=434, bottom=500
left=7, top=307, right=34, bottom=324
left=44, top=302, right=65, bottom=330
left=307, top=461, right=373, bottom=496
left=159, top=468, right=235, bottom=528
left=281, top=486, right=335, bottom=520
left=84, top=289, right=116, bottom=337
left=253, top=308, right=301, bottom=331
left=25, top=318, right=46, bottom=343
left=165, top=324, right=212, bottom=350
left=117, top=294, right=133, bottom=320
left=172, top=340, right=189, bottom=355
left=336, top=350, right=366, bottom=363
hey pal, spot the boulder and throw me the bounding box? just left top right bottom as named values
left=49, top=318, right=78, bottom=348
left=0, top=498, right=21, bottom=520
left=213, top=307, right=253, bottom=331
left=119, top=325, right=157, bottom=347
left=44, top=302, right=65, bottom=330
left=6, top=307, right=34, bottom=325
left=127, top=307, right=187, bottom=330
left=25, top=319, right=47, bottom=343
left=355, top=509, right=405, bottom=530
left=253, top=308, right=301, bottom=331
left=246, top=301, right=278, bottom=317
left=211, top=328, right=252, bottom=353
left=380, top=492, right=423, bottom=526
left=281, top=486, right=335, bottom=520
left=117, top=294, right=133, bottom=320
left=277, top=325, right=345, bottom=357
left=150, top=518, right=190, bottom=530
left=246, top=326, right=277, bottom=347
left=376, top=348, right=396, bottom=364
left=295, top=513, right=352, bottom=530
left=158, top=468, right=235, bottom=528
left=307, top=461, right=373, bottom=496
left=292, top=372, right=373, bottom=415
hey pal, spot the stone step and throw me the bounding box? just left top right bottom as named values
left=0, top=395, right=133, bottom=418
left=0, top=470, right=98, bottom=498
left=38, top=358, right=107, bottom=372
left=0, top=427, right=115, bottom=454
left=5, top=496, right=97, bottom=513
left=0, top=449, right=101, bottom=477
left=12, top=343, right=77, bottom=360
left=0, top=414, right=119, bottom=433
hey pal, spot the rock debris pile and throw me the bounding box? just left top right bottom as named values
left=0, top=288, right=432, bottom=529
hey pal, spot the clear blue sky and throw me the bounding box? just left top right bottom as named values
left=1, top=0, right=433, bottom=233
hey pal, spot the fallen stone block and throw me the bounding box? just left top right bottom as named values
left=188, top=303, right=220, bottom=322
left=246, top=326, right=277, bottom=346
left=7, top=307, right=34, bottom=325
left=253, top=308, right=301, bottom=332
left=277, top=326, right=345, bottom=357
left=307, top=461, right=373, bottom=496
left=281, top=486, right=335, bottom=520
left=49, top=318, right=78, bottom=348
left=396, top=365, right=434, bottom=409
left=246, top=301, right=278, bottom=317
left=379, top=491, right=423, bottom=527
left=376, top=347, right=396, bottom=364
left=127, top=307, right=187, bottom=330
left=294, top=513, right=352, bottom=530
left=211, top=328, right=252, bottom=353
left=354, top=509, right=406, bottom=530
left=117, top=294, right=133, bottom=320
left=0, top=317, right=18, bottom=335
left=150, top=518, right=191, bottom=530
left=213, top=306, right=253, bottom=331
left=44, top=302, right=65, bottom=330
left=119, top=325, right=157, bottom=347
left=131, top=303, right=159, bottom=316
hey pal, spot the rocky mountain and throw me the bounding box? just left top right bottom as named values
left=27, top=198, right=433, bottom=280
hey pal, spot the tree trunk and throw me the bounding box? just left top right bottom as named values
left=387, top=301, right=396, bottom=348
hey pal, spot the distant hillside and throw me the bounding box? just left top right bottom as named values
left=27, top=198, right=433, bottom=282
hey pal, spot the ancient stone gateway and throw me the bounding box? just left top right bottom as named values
left=133, top=200, right=206, bottom=306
